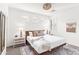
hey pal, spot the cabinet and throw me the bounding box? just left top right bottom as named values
left=13, top=37, right=26, bottom=47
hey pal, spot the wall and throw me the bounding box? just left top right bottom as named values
left=7, top=4, right=79, bottom=47
left=53, top=6, right=79, bottom=47
left=6, top=7, right=50, bottom=47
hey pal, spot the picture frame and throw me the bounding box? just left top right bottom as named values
left=66, top=22, right=76, bottom=33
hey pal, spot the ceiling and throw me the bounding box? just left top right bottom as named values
left=8, top=3, right=79, bottom=16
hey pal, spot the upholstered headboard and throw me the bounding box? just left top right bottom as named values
left=25, top=30, right=45, bottom=37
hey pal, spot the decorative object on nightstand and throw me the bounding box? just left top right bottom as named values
left=19, top=27, right=23, bottom=37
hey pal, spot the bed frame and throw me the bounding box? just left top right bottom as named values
left=30, top=43, right=66, bottom=55
left=25, top=30, right=66, bottom=55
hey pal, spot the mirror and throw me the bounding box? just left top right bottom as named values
left=0, top=12, right=5, bottom=54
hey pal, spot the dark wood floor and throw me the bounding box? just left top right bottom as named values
left=6, top=44, right=79, bottom=55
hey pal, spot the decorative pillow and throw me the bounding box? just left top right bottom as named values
left=29, top=32, right=33, bottom=36
left=37, top=30, right=44, bottom=36
left=28, top=30, right=45, bottom=37
left=32, top=31, right=37, bottom=36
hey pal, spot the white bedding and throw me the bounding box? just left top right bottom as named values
left=43, top=35, right=65, bottom=49
left=27, top=34, right=66, bottom=54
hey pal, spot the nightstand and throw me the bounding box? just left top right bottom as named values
left=13, top=37, right=26, bottom=47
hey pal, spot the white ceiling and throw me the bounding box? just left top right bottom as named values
left=8, top=3, right=79, bottom=16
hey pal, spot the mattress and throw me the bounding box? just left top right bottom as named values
left=27, top=35, right=66, bottom=54
left=27, top=36, right=50, bottom=53
left=43, top=35, right=65, bottom=49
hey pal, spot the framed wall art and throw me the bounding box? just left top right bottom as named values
left=66, top=22, right=76, bottom=33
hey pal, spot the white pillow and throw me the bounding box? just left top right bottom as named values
left=29, top=32, right=33, bottom=36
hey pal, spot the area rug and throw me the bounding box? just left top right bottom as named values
left=20, top=44, right=79, bottom=55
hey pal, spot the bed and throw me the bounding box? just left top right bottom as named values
left=26, top=30, right=66, bottom=54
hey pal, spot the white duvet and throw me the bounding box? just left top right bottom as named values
left=27, top=34, right=66, bottom=54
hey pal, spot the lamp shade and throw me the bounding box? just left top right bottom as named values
left=19, top=27, right=23, bottom=37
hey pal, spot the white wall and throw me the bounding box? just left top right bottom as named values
left=0, top=3, right=8, bottom=55
left=6, top=7, right=50, bottom=47
left=52, top=6, right=79, bottom=47
left=7, top=4, right=79, bottom=47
